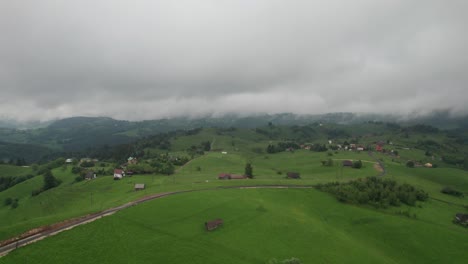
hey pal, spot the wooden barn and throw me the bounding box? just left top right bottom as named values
left=134, top=183, right=145, bottom=191
left=205, top=219, right=223, bottom=231
left=342, top=160, right=353, bottom=167
left=287, top=172, right=300, bottom=179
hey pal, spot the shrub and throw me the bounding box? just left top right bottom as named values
left=4, top=197, right=12, bottom=206
left=406, top=161, right=415, bottom=168
left=441, top=187, right=464, bottom=197
left=352, top=160, right=362, bottom=169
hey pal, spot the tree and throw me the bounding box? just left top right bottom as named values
left=406, top=161, right=415, bottom=168
left=245, top=163, right=253, bottom=178
left=352, top=160, right=362, bottom=169
left=43, top=170, right=60, bottom=191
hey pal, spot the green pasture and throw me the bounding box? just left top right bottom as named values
left=0, top=165, right=33, bottom=177
left=2, top=188, right=467, bottom=264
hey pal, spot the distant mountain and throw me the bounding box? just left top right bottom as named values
left=0, top=112, right=466, bottom=163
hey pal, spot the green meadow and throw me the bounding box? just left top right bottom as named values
left=2, top=188, right=467, bottom=264
left=0, top=125, right=467, bottom=263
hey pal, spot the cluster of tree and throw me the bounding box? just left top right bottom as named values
left=352, top=160, right=363, bottom=169
left=321, top=158, right=334, bottom=167
left=316, top=177, right=429, bottom=208
left=309, top=144, right=328, bottom=152
left=187, top=141, right=211, bottom=157
left=31, top=170, right=61, bottom=196
left=322, top=127, right=350, bottom=139
left=245, top=163, right=253, bottom=178
left=0, top=174, right=34, bottom=192
left=35, top=158, right=66, bottom=175
left=266, top=142, right=300, bottom=153
left=442, top=155, right=467, bottom=169
left=4, top=197, right=19, bottom=209
left=406, top=124, right=439, bottom=134
left=0, top=158, right=27, bottom=166
left=441, top=187, right=464, bottom=197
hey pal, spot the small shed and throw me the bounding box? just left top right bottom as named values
left=287, top=172, right=300, bottom=179
left=218, top=173, right=246, bottom=180
left=454, top=213, right=468, bottom=225
left=84, top=171, right=96, bottom=180
left=134, top=183, right=145, bottom=191
left=342, top=160, right=353, bottom=167
left=205, top=218, right=223, bottom=231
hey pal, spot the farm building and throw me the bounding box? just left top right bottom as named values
left=127, top=157, right=138, bottom=165
left=342, top=160, right=353, bottom=167
left=65, top=158, right=74, bottom=163
left=134, top=183, right=145, bottom=191
left=218, top=173, right=246, bottom=180
left=205, top=219, right=223, bottom=231
left=454, top=213, right=468, bottom=226
left=424, top=163, right=433, bottom=168
left=287, top=172, right=300, bottom=179
left=113, top=169, right=125, bottom=180
left=84, top=171, right=96, bottom=180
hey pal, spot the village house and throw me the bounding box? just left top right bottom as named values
left=65, top=158, right=74, bottom=163
left=424, top=163, right=433, bottom=168
left=127, top=157, right=138, bottom=165
left=454, top=213, right=468, bottom=226
left=113, top=169, right=125, bottom=180
left=205, top=219, right=223, bottom=231
left=342, top=160, right=353, bottom=167
left=134, top=183, right=145, bottom=191
left=84, top=171, right=96, bottom=180
left=375, top=141, right=385, bottom=152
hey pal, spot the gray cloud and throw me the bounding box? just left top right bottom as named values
left=0, top=0, right=467, bottom=121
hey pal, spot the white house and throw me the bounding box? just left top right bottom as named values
left=114, top=169, right=125, bottom=179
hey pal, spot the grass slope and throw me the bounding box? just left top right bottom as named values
left=1, top=188, right=467, bottom=264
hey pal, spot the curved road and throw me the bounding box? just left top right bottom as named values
left=0, top=185, right=314, bottom=257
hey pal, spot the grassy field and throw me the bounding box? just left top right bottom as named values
left=0, top=165, right=33, bottom=177
left=1, top=188, right=467, bottom=264
left=0, top=125, right=467, bottom=263
left=0, top=150, right=380, bottom=241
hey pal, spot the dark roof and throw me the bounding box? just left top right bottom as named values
left=455, top=213, right=468, bottom=222
left=342, top=160, right=353, bottom=166
left=287, top=172, right=300, bottom=178
left=85, top=171, right=95, bottom=179
left=218, top=173, right=246, bottom=179
left=205, top=219, right=223, bottom=231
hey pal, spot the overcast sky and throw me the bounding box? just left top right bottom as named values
left=0, top=0, right=467, bottom=121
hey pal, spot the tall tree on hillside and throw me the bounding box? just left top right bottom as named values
left=43, top=170, right=60, bottom=190
left=245, top=163, right=253, bottom=178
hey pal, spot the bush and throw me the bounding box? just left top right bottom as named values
left=441, top=187, right=464, bottom=197
left=4, top=197, right=12, bottom=206
left=406, top=161, right=415, bottom=168
left=11, top=199, right=19, bottom=209
left=352, top=160, right=362, bottom=169
left=75, top=176, right=84, bottom=182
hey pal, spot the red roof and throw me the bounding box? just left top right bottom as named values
left=114, top=169, right=124, bottom=174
